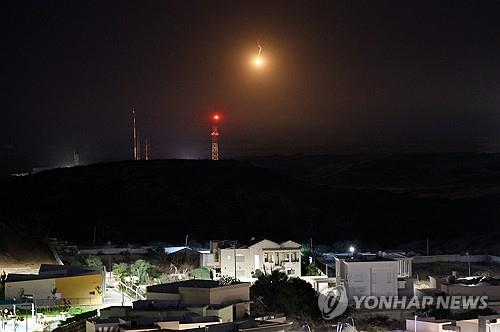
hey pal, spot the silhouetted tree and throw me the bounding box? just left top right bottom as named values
left=250, top=271, right=319, bottom=318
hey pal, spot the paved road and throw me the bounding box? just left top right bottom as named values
left=103, top=287, right=133, bottom=307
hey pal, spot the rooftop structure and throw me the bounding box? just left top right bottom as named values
left=430, top=275, right=500, bottom=300
left=335, top=253, right=400, bottom=298
left=326, top=251, right=413, bottom=278
left=211, top=239, right=301, bottom=280
left=144, top=280, right=251, bottom=321
left=163, top=247, right=215, bottom=268
left=4, top=264, right=104, bottom=306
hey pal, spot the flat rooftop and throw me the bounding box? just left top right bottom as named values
left=6, top=264, right=101, bottom=282
left=147, top=280, right=220, bottom=293
left=445, top=276, right=500, bottom=286
left=336, top=253, right=397, bottom=262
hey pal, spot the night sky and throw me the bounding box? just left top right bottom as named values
left=3, top=1, right=500, bottom=169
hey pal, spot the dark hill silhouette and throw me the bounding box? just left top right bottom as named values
left=1, top=160, right=333, bottom=244
left=0, top=158, right=498, bottom=251
left=243, top=153, right=500, bottom=199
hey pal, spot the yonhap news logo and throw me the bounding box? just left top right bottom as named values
left=318, top=286, right=488, bottom=320
left=349, top=295, right=488, bottom=311
left=318, top=285, right=349, bottom=320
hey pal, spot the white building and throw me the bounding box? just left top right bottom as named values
left=382, top=252, right=413, bottom=278
left=405, top=316, right=500, bottom=332
left=335, top=253, right=399, bottom=298
left=215, top=239, right=301, bottom=279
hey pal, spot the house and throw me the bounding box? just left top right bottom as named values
left=212, top=239, right=301, bottom=279
left=4, top=264, right=104, bottom=306
left=145, top=279, right=251, bottom=321
left=335, top=253, right=399, bottom=298
left=163, top=247, right=216, bottom=269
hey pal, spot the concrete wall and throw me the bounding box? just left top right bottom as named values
left=344, top=261, right=399, bottom=297
left=145, top=292, right=180, bottom=301
left=440, top=284, right=500, bottom=300
left=79, top=248, right=151, bottom=255
left=456, top=319, right=479, bottom=332
left=127, top=309, right=190, bottom=318
left=55, top=274, right=103, bottom=305
left=5, top=278, right=55, bottom=301
left=99, top=307, right=130, bottom=319
left=208, top=283, right=250, bottom=304
left=413, top=255, right=500, bottom=264
left=159, top=321, right=221, bottom=330
left=201, top=253, right=217, bottom=267
left=300, top=276, right=335, bottom=293
left=491, top=323, right=500, bottom=332
left=6, top=273, right=103, bottom=306
left=186, top=306, right=206, bottom=316
left=234, top=302, right=250, bottom=319
left=207, top=305, right=233, bottom=323
left=177, top=283, right=249, bottom=306
left=405, top=319, right=452, bottom=332
left=86, top=321, right=120, bottom=332
left=179, top=287, right=211, bottom=305
left=220, top=248, right=249, bottom=278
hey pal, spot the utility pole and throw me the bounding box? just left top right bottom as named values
left=426, top=238, right=430, bottom=256
left=73, top=150, right=79, bottom=166
left=144, top=138, right=151, bottom=160
left=132, top=111, right=138, bottom=160
left=234, top=240, right=238, bottom=279
left=137, top=129, right=141, bottom=160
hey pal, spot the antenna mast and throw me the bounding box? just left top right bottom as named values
left=132, top=110, right=138, bottom=160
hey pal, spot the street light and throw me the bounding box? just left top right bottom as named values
left=349, top=246, right=355, bottom=255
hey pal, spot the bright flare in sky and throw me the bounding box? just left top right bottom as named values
left=253, top=40, right=264, bottom=67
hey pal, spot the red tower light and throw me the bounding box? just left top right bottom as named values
left=210, top=114, right=220, bottom=160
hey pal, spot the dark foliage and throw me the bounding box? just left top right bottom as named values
left=250, top=271, right=319, bottom=318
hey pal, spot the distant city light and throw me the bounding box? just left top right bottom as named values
left=349, top=246, right=355, bottom=253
